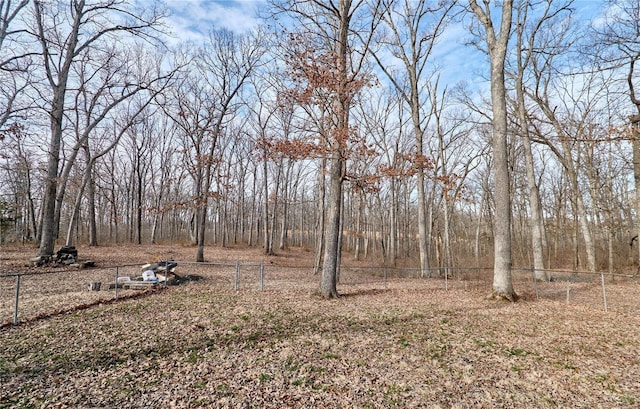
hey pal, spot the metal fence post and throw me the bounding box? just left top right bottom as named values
left=234, top=261, right=240, bottom=291
left=115, top=266, right=119, bottom=300
left=13, top=275, right=21, bottom=326
left=259, top=261, right=264, bottom=291
left=445, top=267, right=449, bottom=291
left=600, top=271, right=608, bottom=312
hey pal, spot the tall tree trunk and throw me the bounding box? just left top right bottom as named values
left=474, top=196, right=484, bottom=267
left=319, top=0, right=352, bottom=299
left=629, top=59, right=640, bottom=272
left=196, top=206, right=206, bottom=261
left=136, top=154, right=143, bottom=245
left=574, top=180, right=596, bottom=271
left=314, top=158, right=326, bottom=274
left=86, top=166, right=97, bottom=246
left=469, top=0, right=516, bottom=300
left=65, top=168, right=89, bottom=247
left=262, top=152, right=273, bottom=255
left=514, top=52, right=547, bottom=279
left=268, top=159, right=281, bottom=253
left=248, top=165, right=257, bottom=246
left=111, top=178, right=118, bottom=243
left=194, top=168, right=205, bottom=262
left=443, top=201, right=453, bottom=277
left=151, top=213, right=159, bottom=245
left=521, top=131, right=547, bottom=280
left=633, top=117, right=640, bottom=272
left=320, top=154, right=343, bottom=298
left=389, top=177, right=398, bottom=266
left=279, top=161, right=291, bottom=250
left=354, top=193, right=363, bottom=260
left=414, top=126, right=430, bottom=277
left=23, top=157, right=38, bottom=241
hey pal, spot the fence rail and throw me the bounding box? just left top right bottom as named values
left=1, top=261, right=638, bottom=327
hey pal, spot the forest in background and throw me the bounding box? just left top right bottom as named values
left=0, top=0, right=639, bottom=293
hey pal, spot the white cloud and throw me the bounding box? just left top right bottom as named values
left=163, top=0, right=266, bottom=45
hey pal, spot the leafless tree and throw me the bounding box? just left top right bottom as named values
left=30, top=0, right=168, bottom=258
left=273, top=0, right=382, bottom=298
left=507, top=0, right=574, bottom=281
left=60, top=45, right=174, bottom=248
left=165, top=29, right=265, bottom=262
left=0, top=0, right=32, bottom=133
left=589, top=0, right=640, bottom=270
left=370, top=0, right=454, bottom=276
left=468, top=0, right=517, bottom=300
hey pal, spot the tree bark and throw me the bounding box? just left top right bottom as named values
left=262, top=150, right=273, bottom=255
left=320, top=153, right=343, bottom=298
left=513, top=23, right=547, bottom=280
left=320, top=0, right=352, bottom=299
left=34, top=0, right=165, bottom=256
left=313, top=158, right=326, bottom=274
left=629, top=63, right=640, bottom=272
left=469, top=0, right=517, bottom=300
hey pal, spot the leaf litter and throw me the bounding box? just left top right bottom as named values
left=0, top=245, right=639, bottom=408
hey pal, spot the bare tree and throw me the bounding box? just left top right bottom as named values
left=589, top=0, right=640, bottom=270
left=355, top=88, right=408, bottom=264
left=431, top=89, right=478, bottom=276
left=370, top=0, right=454, bottom=276
left=0, top=0, right=31, bottom=133
left=521, top=10, right=606, bottom=273
left=468, top=0, right=517, bottom=300
left=535, top=74, right=616, bottom=272
left=246, top=71, right=280, bottom=255
left=165, top=29, right=265, bottom=262
left=31, top=0, right=167, bottom=258
left=507, top=0, right=574, bottom=280
left=0, top=124, right=38, bottom=241
left=61, top=44, right=173, bottom=247
left=147, top=114, right=178, bottom=244
left=274, top=0, right=381, bottom=298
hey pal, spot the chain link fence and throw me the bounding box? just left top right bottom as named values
left=2, top=261, right=639, bottom=327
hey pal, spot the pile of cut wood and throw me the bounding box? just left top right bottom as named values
left=31, top=245, right=95, bottom=268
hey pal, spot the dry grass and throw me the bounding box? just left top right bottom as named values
left=1, top=244, right=639, bottom=408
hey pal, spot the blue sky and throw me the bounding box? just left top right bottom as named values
left=163, top=0, right=604, bottom=38
left=162, top=0, right=606, bottom=88
left=164, top=0, right=266, bottom=43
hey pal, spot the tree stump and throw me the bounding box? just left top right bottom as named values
left=88, top=282, right=101, bottom=291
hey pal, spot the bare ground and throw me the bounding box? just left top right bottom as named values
left=1, top=244, right=639, bottom=408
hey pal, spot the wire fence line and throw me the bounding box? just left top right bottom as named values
left=1, top=260, right=638, bottom=327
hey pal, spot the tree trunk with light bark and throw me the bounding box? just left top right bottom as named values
left=469, top=0, right=517, bottom=301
